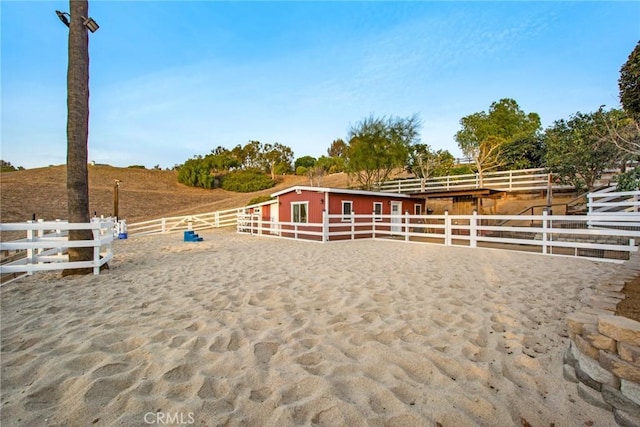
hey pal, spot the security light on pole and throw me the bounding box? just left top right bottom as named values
left=55, top=10, right=99, bottom=32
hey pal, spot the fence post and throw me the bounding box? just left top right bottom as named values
left=215, top=211, right=220, bottom=228
left=470, top=210, right=477, bottom=248
left=56, top=219, right=63, bottom=257
left=36, top=219, right=44, bottom=261
left=372, top=211, right=376, bottom=239
left=404, top=211, right=410, bottom=242
left=92, top=224, right=101, bottom=275
left=162, top=218, right=166, bottom=234
left=542, top=209, right=548, bottom=255
left=444, top=211, right=451, bottom=246
left=26, top=220, right=35, bottom=275
left=323, top=210, right=329, bottom=242
left=351, top=211, right=355, bottom=240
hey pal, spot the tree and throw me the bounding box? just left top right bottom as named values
left=0, top=160, right=23, bottom=172
left=407, top=144, right=455, bottom=178
left=615, top=41, right=640, bottom=190
left=619, top=41, right=640, bottom=122
left=328, top=138, right=347, bottom=158
left=326, top=138, right=347, bottom=172
left=346, top=114, right=421, bottom=190
left=63, top=0, right=95, bottom=276
left=499, top=135, right=545, bottom=170
left=455, top=99, right=541, bottom=185
left=544, top=110, right=622, bottom=190
left=261, top=142, right=293, bottom=180
left=603, top=42, right=640, bottom=157
left=294, top=156, right=317, bottom=171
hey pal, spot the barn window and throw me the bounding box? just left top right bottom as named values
left=414, top=204, right=422, bottom=215
left=373, top=202, right=383, bottom=221
left=342, top=201, right=353, bottom=221
left=292, top=202, right=308, bottom=223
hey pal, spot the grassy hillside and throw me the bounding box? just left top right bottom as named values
left=0, top=165, right=350, bottom=224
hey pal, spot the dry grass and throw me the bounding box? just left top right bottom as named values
left=0, top=165, right=350, bottom=226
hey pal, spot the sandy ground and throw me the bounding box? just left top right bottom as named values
left=0, top=229, right=627, bottom=426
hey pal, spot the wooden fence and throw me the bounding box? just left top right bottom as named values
left=238, top=211, right=639, bottom=263
left=0, top=218, right=114, bottom=284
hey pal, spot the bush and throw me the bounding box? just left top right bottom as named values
left=127, top=165, right=146, bottom=169
left=448, top=165, right=475, bottom=176
left=617, top=166, right=640, bottom=191
left=247, top=195, right=274, bottom=205
left=221, top=169, right=275, bottom=193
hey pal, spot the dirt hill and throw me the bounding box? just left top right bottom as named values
left=0, top=165, right=351, bottom=225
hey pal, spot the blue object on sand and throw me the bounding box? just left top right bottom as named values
left=184, top=230, right=203, bottom=242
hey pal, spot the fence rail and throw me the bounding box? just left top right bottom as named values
left=376, top=168, right=574, bottom=194
left=238, top=211, right=639, bottom=263
left=126, top=201, right=278, bottom=237
left=588, top=188, right=640, bottom=214
left=0, top=218, right=114, bottom=284
left=127, top=208, right=241, bottom=237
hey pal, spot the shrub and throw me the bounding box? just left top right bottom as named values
left=448, top=165, right=475, bottom=176
left=617, top=166, right=640, bottom=191
left=221, top=169, right=275, bottom=193
left=247, top=195, right=274, bottom=205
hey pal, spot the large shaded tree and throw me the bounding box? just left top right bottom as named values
left=407, top=144, right=455, bottom=179
left=261, top=142, right=294, bottom=180
left=544, top=109, right=622, bottom=191
left=615, top=41, right=640, bottom=190
left=63, top=0, right=95, bottom=276
left=620, top=41, right=640, bottom=122
left=346, top=115, right=421, bottom=190
left=455, top=99, right=541, bottom=185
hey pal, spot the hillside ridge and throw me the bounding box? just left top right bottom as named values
left=0, top=165, right=350, bottom=224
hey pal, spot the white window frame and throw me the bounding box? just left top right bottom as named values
left=342, top=201, right=353, bottom=222
left=414, top=204, right=422, bottom=216
left=373, top=202, right=383, bottom=221
left=291, top=202, right=308, bottom=224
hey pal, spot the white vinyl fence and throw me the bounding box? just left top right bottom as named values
left=0, top=218, right=114, bottom=284
left=588, top=188, right=640, bottom=214
left=126, top=201, right=277, bottom=237
left=127, top=208, right=241, bottom=237
left=238, top=211, right=639, bottom=263
left=376, top=168, right=573, bottom=193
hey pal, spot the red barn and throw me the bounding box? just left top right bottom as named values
left=269, top=186, right=426, bottom=241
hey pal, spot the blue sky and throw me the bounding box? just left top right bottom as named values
left=2, top=1, right=639, bottom=170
